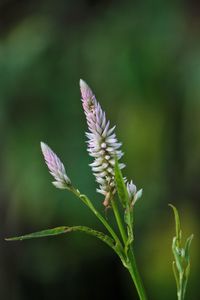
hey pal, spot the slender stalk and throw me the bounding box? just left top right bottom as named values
left=111, top=199, right=127, bottom=244
left=128, top=249, right=148, bottom=300
left=72, top=188, right=123, bottom=250
left=89, top=202, right=123, bottom=248
left=177, top=273, right=184, bottom=300
left=111, top=199, right=147, bottom=300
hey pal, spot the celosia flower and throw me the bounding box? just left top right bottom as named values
left=40, top=142, right=71, bottom=189
left=80, top=79, right=125, bottom=206
left=127, top=180, right=143, bottom=206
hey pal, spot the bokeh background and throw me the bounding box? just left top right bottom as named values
left=0, top=0, right=199, bottom=299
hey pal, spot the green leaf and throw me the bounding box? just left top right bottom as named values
left=5, top=226, right=69, bottom=240
left=6, top=225, right=128, bottom=268
left=185, top=262, right=191, bottom=280
left=5, top=226, right=115, bottom=249
left=172, top=261, right=180, bottom=290
left=169, top=204, right=181, bottom=243
left=172, top=236, right=183, bottom=274
left=184, top=234, right=193, bottom=263
left=114, top=157, right=129, bottom=208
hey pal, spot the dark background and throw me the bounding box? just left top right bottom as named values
left=0, top=0, right=199, bottom=299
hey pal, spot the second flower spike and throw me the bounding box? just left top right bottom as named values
left=40, top=142, right=71, bottom=189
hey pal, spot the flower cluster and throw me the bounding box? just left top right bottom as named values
left=40, top=80, right=140, bottom=208
left=80, top=79, right=125, bottom=206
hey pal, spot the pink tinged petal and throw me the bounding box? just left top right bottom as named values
left=93, top=171, right=107, bottom=177
left=85, top=132, right=94, bottom=139
left=109, top=159, right=115, bottom=166
left=105, top=138, right=117, bottom=144
left=80, top=79, right=94, bottom=101
left=116, top=150, right=124, bottom=159
left=92, top=165, right=105, bottom=172
left=127, top=180, right=141, bottom=205
left=89, top=158, right=103, bottom=167
left=110, top=181, right=115, bottom=187
left=107, top=167, right=114, bottom=175
left=113, top=142, right=122, bottom=149
left=52, top=181, right=67, bottom=189
left=96, top=188, right=107, bottom=196
left=95, top=123, right=103, bottom=134
left=101, top=143, right=107, bottom=149
left=119, top=163, right=126, bottom=169
left=106, top=126, right=116, bottom=137
left=101, top=112, right=106, bottom=129
left=102, top=121, right=110, bottom=138
left=105, top=155, right=110, bottom=160
left=88, top=152, right=101, bottom=158
left=96, top=177, right=106, bottom=184
left=106, top=146, right=114, bottom=152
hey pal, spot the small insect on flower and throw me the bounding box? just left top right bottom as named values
left=40, top=142, right=71, bottom=189
left=80, top=79, right=125, bottom=206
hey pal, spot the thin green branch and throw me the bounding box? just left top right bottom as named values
left=71, top=188, right=124, bottom=252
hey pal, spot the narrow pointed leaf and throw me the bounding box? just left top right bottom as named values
left=184, top=234, right=194, bottom=263
left=6, top=226, right=127, bottom=266
left=169, top=204, right=181, bottom=243
left=6, top=226, right=69, bottom=240
left=172, top=237, right=183, bottom=274
left=172, top=261, right=180, bottom=290
left=6, top=226, right=115, bottom=249
left=114, top=157, right=129, bottom=208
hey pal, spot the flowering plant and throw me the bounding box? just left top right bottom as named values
left=6, top=80, right=193, bottom=300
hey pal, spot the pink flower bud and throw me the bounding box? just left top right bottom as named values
left=40, top=142, right=71, bottom=189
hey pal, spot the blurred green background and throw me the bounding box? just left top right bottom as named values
left=0, top=0, right=199, bottom=299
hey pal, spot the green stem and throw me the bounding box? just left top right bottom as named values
left=72, top=188, right=123, bottom=250
left=177, top=273, right=184, bottom=300
left=111, top=199, right=127, bottom=244
left=111, top=199, right=147, bottom=300
left=90, top=202, right=122, bottom=247
left=128, top=248, right=148, bottom=300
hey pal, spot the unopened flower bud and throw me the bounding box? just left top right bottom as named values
left=41, top=142, right=71, bottom=189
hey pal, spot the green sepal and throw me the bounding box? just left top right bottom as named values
left=114, top=157, right=129, bottom=208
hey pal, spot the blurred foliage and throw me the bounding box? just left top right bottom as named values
left=0, top=0, right=199, bottom=299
